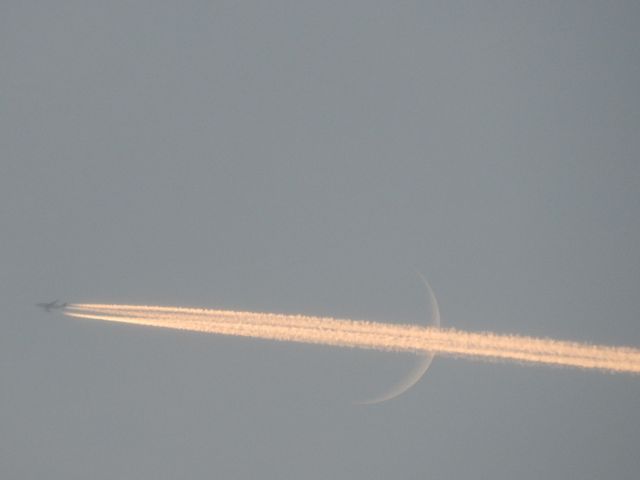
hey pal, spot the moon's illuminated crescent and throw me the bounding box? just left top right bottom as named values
left=357, top=274, right=440, bottom=405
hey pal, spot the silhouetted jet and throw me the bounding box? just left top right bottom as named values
left=36, top=300, right=67, bottom=312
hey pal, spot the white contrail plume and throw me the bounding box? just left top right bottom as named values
left=63, top=303, right=640, bottom=374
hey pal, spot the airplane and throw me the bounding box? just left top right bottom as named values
left=36, top=300, right=67, bottom=312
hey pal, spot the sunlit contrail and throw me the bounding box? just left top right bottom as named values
left=63, top=303, right=640, bottom=374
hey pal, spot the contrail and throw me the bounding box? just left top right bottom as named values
left=63, top=303, right=640, bottom=374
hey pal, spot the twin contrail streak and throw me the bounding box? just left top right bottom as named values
left=63, top=303, right=640, bottom=374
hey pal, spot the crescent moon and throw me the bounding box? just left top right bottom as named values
left=357, top=274, right=440, bottom=405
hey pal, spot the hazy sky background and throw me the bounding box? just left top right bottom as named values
left=2, top=1, right=639, bottom=478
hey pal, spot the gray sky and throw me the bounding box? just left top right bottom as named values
left=2, top=1, right=639, bottom=478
